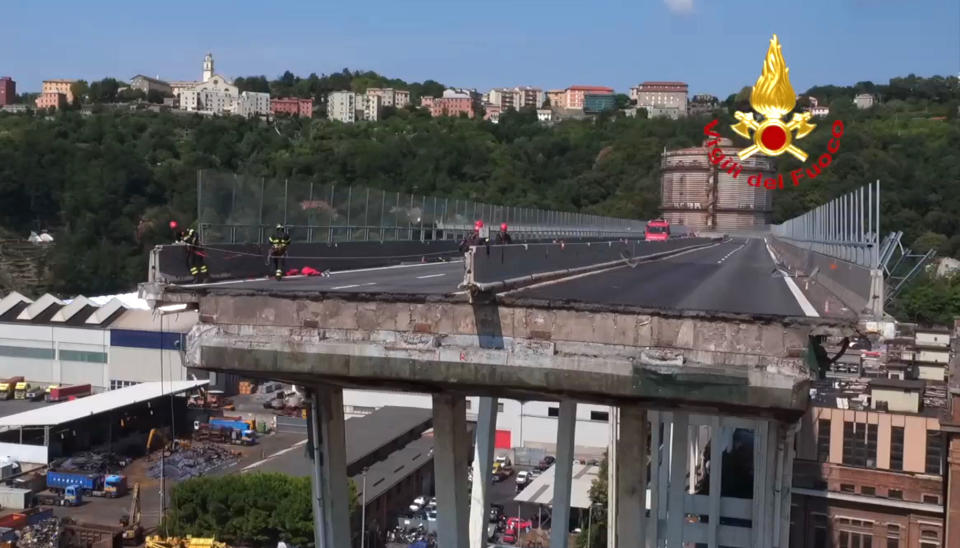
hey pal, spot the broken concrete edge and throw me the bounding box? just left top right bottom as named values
left=469, top=238, right=724, bottom=293
left=140, top=281, right=857, bottom=336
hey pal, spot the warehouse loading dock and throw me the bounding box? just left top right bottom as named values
left=0, top=380, right=209, bottom=464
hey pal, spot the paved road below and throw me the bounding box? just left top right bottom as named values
left=510, top=237, right=808, bottom=316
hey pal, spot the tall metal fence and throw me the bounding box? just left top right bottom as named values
left=196, top=170, right=647, bottom=244
left=770, top=180, right=881, bottom=268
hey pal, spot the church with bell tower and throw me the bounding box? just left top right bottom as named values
left=202, top=53, right=214, bottom=82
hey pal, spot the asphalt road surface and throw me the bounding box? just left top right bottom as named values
left=187, top=259, right=466, bottom=294
left=513, top=237, right=810, bottom=316
left=191, top=237, right=813, bottom=317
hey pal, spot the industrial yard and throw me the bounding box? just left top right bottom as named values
left=0, top=379, right=311, bottom=547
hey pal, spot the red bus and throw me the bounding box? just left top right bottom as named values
left=645, top=219, right=670, bottom=241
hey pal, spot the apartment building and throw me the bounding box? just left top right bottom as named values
left=359, top=93, right=382, bottom=121
left=563, top=85, right=614, bottom=110
left=271, top=97, right=313, bottom=118
left=855, top=93, right=876, bottom=109
left=430, top=88, right=478, bottom=118
left=545, top=89, right=565, bottom=109
left=234, top=91, right=271, bottom=119
left=365, top=88, right=410, bottom=109
left=631, top=81, right=688, bottom=118
left=34, top=79, right=77, bottom=110
left=0, top=77, right=15, bottom=106
left=327, top=91, right=357, bottom=123
left=789, top=327, right=955, bottom=548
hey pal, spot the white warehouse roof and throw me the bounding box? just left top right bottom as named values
left=0, top=380, right=208, bottom=427
left=513, top=463, right=599, bottom=509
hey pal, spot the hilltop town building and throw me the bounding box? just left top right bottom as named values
left=129, top=75, right=172, bottom=97
left=0, top=77, right=15, bottom=106
left=271, top=97, right=314, bottom=118
left=173, top=54, right=269, bottom=118
left=563, top=85, right=614, bottom=110
left=430, top=89, right=479, bottom=118
left=34, top=79, right=77, bottom=110
left=631, top=81, right=688, bottom=118
left=365, top=88, right=410, bottom=109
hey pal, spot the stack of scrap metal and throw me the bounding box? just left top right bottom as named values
left=55, top=451, right=129, bottom=474
left=16, top=516, right=62, bottom=548
left=147, top=444, right=239, bottom=480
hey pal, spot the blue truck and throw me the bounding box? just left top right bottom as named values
left=46, top=471, right=127, bottom=497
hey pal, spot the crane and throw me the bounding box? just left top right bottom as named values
left=121, top=482, right=143, bottom=545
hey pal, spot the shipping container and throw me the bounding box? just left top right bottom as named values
left=47, top=384, right=92, bottom=402
left=0, top=513, right=26, bottom=530
left=0, top=488, right=33, bottom=510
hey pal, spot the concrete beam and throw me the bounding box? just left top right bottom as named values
left=308, top=385, right=351, bottom=548
left=182, top=293, right=860, bottom=415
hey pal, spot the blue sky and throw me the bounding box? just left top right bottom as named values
left=2, top=0, right=958, bottom=96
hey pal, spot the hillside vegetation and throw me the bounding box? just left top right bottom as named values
left=0, top=73, right=956, bottom=323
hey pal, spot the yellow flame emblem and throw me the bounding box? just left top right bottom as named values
left=731, top=34, right=815, bottom=162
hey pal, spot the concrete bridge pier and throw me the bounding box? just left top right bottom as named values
left=433, top=393, right=471, bottom=548
left=469, top=396, right=499, bottom=548
left=551, top=400, right=578, bottom=548
left=307, top=384, right=352, bottom=548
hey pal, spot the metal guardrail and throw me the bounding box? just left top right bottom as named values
left=196, top=170, right=648, bottom=244
left=770, top=180, right=880, bottom=268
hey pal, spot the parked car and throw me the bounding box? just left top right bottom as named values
left=515, top=471, right=530, bottom=491
left=537, top=455, right=555, bottom=471
left=489, top=503, right=504, bottom=525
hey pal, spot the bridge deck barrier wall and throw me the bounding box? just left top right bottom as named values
left=467, top=237, right=716, bottom=291
left=768, top=237, right=872, bottom=314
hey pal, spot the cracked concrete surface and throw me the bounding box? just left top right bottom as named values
left=180, top=294, right=858, bottom=420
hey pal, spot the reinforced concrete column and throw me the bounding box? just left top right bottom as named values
left=607, top=406, right=618, bottom=547
left=433, top=393, right=470, bottom=548
left=469, top=397, right=498, bottom=548
left=316, top=385, right=351, bottom=548
left=666, top=411, right=689, bottom=547
left=550, top=399, right=577, bottom=548
left=616, top=405, right=647, bottom=546
left=307, top=385, right=350, bottom=548
left=773, top=423, right=798, bottom=548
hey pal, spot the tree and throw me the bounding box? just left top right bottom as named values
left=161, top=473, right=359, bottom=546
left=912, top=231, right=949, bottom=254
left=70, top=80, right=89, bottom=106
left=577, top=452, right=607, bottom=548
left=614, top=93, right=631, bottom=109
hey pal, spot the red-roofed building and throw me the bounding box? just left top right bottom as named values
left=564, top=85, right=614, bottom=110
left=271, top=97, right=313, bottom=118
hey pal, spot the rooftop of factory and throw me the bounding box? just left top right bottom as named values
left=0, top=290, right=194, bottom=331
left=810, top=376, right=947, bottom=417
left=0, top=380, right=208, bottom=428
left=513, top=463, right=601, bottom=509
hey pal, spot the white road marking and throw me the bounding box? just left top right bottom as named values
left=764, top=238, right=820, bottom=317
left=242, top=439, right=308, bottom=472
left=716, top=242, right=746, bottom=264
left=331, top=282, right=377, bottom=290
left=416, top=273, right=446, bottom=279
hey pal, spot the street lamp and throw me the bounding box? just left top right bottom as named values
left=361, top=467, right=368, bottom=548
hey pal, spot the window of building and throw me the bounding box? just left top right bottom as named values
left=842, top=421, right=878, bottom=467
left=888, top=489, right=902, bottom=499
left=497, top=402, right=504, bottom=413
left=886, top=539, right=899, bottom=548
left=59, top=349, right=108, bottom=363
left=548, top=406, right=559, bottom=417
left=0, top=345, right=55, bottom=359
left=109, top=380, right=139, bottom=390
left=840, top=484, right=856, bottom=493
left=590, top=411, right=609, bottom=421
left=817, top=419, right=831, bottom=461
left=839, top=531, right=874, bottom=548
left=922, top=494, right=940, bottom=504
left=465, top=399, right=472, bottom=411
left=861, top=486, right=875, bottom=496
left=890, top=426, right=904, bottom=471
left=925, top=431, right=943, bottom=474
left=920, top=529, right=939, bottom=540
